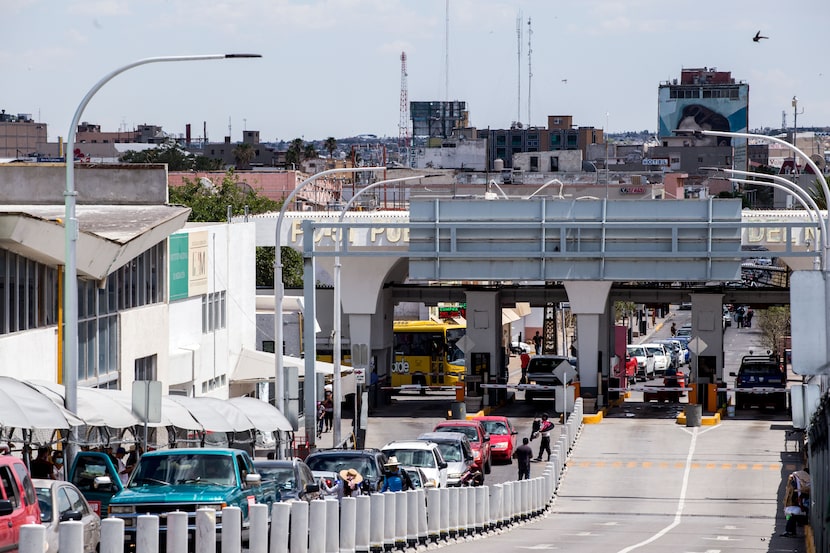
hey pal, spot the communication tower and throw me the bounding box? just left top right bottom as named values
left=399, top=52, right=410, bottom=148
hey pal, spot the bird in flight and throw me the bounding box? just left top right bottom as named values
left=753, top=31, right=768, bottom=42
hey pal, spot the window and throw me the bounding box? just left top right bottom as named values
left=202, top=291, right=227, bottom=333
left=135, top=354, right=158, bottom=381
left=0, top=250, right=58, bottom=335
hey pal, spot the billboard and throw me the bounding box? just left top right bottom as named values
left=657, top=82, right=749, bottom=172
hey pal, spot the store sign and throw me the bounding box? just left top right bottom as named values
left=642, top=158, right=669, bottom=166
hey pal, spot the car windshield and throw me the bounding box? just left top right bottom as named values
left=645, top=346, right=665, bottom=356
left=305, top=455, right=379, bottom=480
left=35, top=487, right=53, bottom=522
left=256, top=466, right=296, bottom=490
left=436, top=426, right=477, bottom=441
left=381, top=449, right=435, bottom=469
left=479, top=420, right=508, bottom=435
left=129, top=454, right=235, bottom=487
left=434, top=442, right=463, bottom=462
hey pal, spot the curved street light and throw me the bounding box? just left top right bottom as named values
left=525, top=178, right=565, bottom=200
left=331, top=175, right=426, bottom=445
left=64, top=53, right=261, bottom=464
left=273, top=167, right=385, bottom=457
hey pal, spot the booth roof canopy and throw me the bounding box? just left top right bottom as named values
left=231, top=348, right=339, bottom=382
left=0, top=379, right=290, bottom=433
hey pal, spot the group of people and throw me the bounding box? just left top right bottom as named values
left=316, top=390, right=334, bottom=438
left=29, top=446, right=65, bottom=480
left=734, top=305, right=754, bottom=328
left=322, top=456, right=414, bottom=499
left=512, top=413, right=555, bottom=480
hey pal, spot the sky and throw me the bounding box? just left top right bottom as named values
left=3, top=0, right=830, bottom=143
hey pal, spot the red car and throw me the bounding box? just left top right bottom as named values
left=473, top=416, right=518, bottom=464
left=0, top=455, right=41, bottom=553
left=432, top=420, right=492, bottom=474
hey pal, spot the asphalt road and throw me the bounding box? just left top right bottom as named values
left=353, top=310, right=807, bottom=552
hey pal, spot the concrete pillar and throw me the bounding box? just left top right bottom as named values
left=689, top=293, right=726, bottom=398
left=563, top=281, right=613, bottom=403
left=465, top=290, right=504, bottom=409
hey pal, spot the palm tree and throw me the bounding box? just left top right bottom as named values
left=807, top=175, right=829, bottom=210
left=233, top=143, right=255, bottom=170
left=303, top=142, right=318, bottom=160
left=285, top=138, right=304, bottom=169
left=324, top=137, right=337, bottom=158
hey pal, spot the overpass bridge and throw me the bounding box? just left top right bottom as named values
left=245, top=198, right=815, bottom=430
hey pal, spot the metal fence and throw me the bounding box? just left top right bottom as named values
left=807, top=391, right=830, bottom=553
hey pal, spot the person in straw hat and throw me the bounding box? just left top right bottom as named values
left=381, top=456, right=412, bottom=492
left=321, top=467, right=364, bottom=499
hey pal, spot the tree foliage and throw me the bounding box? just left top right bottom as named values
left=285, top=138, right=318, bottom=168
left=233, top=143, right=256, bottom=169
left=169, top=169, right=278, bottom=222
left=119, top=140, right=222, bottom=171
left=808, top=175, right=829, bottom=210
left=324, top=137, right=337, bottom=158
left=757, top=306, right=790, bottom=354
left=255, top=246, right=303, bottom=289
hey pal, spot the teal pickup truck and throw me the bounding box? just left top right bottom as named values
left=105, top=448, right=277, bottom=549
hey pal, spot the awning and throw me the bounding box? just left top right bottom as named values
left=502, top=308, right=521, bottom=324
left=227, top=397, right=293, bottom=432
left=28, top=381, right=140, bottom=428
left=231, top=348, right=337, bottom=382
left=100, top=389, right=203, bottom=431
left=168, top=396, right=253, bottom=433
left=0, top=377, right=84, bottom=430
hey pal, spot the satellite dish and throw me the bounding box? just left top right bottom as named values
left=810, top=153, right=826, bottom=170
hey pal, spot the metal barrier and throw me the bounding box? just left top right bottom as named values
left=21, top=399, right=584, bottom=553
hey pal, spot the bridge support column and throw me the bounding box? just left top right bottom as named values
left=563, top=282, right=613, bottom=407
left=464, top=291, right=503, bottom=411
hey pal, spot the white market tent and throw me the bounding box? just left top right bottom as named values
left=0, top=377, right=83, bottom=430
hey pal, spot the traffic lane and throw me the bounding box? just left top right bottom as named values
left=364, top=391, right=564, bottom=485
left=438, top=418, right=801, bottom=553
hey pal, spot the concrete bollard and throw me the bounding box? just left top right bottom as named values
left=220, top=508, right=241, bottom=553
left=19, top=524, right=45, bottom=553
left=137, top=515, right=160, bottom=553
left=405, top=490, right=418, bottom=548
left=439, top=487, right=450, bottom=541
left=415, top=489, right=428, bottom=545
left=354, top=495, right=371, bottom=553
left=195, top=508, right=218, bottom=553
left=489, top=484, right=502, bottom=528
left=382, top=492, right=395, bottom=551
left=369, top=492, right=385, bottom=552
left=475, top=486, right=486, bottom=533
left=426, top=488, right=441, bottom=542
left=340, top=497, right=357, bottom=553
left=167, top=511, right=190, bottom=553
left=270, top=502, right=291, bottom=553
left=501, top=482, right=513, bottom=524
left=100, top=518, right=124, bottom=553
left=290, top=500, right=310, bottom=553
left=59, top=520, right=84, bottom=553
left=395, top=491, right=407, bottom=550
left=448, top=487, right=459, bottom=539
left=248, top=504, right=268, bottom=553
left=325, top=498, right=340, bottom=553
left=457, top=487, right=467, bottom=537
left=308, top=499, right=327, bottom=553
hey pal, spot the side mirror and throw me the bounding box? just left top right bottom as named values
left=511, top=430, right=518, bottom=435
left=0, top=500, right=13, bottom=516
left=729, top=372, right=737, bottom=377
left=60, top=510, right=83, bottom=522
left=305, top=483, right=320, bottom=494
left=93, top=476, right=113, bottom=490
left=483, top=434, right=490, bottom=442
left=439, top=461, right=448, bottom=470
left=246, top=473, right=262, bottom=486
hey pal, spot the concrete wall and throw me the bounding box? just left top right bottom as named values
left=121, top=304, right=170, bottom=395
left=512, top=150, right=583, bottom=173
left=413, top=139, right=486, bottom=171
left=0, top=163, right=168, bottom=204
left=0, top=327, right=57, bottom=381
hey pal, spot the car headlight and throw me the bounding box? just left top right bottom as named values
left=108, top=505, right=135, bottom=514
left=448, top=472, right=463, bottom=479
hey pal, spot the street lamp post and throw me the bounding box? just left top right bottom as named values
left=331, top=175, right=426, bottom=445
left=273, top=167, right=384, bottom=457
left=64, top=54, right=260, bottom=464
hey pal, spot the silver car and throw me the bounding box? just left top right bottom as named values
left=34, top=479, right=101, bottom=553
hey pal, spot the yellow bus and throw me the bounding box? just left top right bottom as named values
left=392, top=320, right=466, bottom=391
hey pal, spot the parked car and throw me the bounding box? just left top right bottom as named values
left=472, top=415, right=518, bottom=464
left=33, top=479, right=101, bottom=553
left=417, top=432, right=480, bottom=486
left=68, top=451, right=124, bottom=517
left=654, top=339, right=683, bottom=369
left=253, top=459, right=321, bottom=502
left=381, top=440, right=448, bottom=488
left=626, top=344, right=654, bottom=381
left=401, top=466, right=431, bottom=489
left=510, top=341, right=531, bottom=354
left=432, top=419, right=492, bottom=474
left=304, top=449, right=389, bottom=494
left=0, top=455, right=41, bottom=553
left=730, top=354, right=787, bottom=410
left=675, top=324, right=692, bottom=338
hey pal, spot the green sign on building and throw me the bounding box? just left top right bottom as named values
left=169, top=233, right=189, bottom=301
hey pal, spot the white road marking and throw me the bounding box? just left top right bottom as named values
left=615, top=426, right=704, bottom=553
left=703, top=536, right=742, bottom=542
left=516, top=545, right=557, bottom=550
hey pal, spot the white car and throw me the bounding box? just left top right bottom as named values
left=626, top=344, right=654, bottom=380
left=34, top=479, right=101, bottom=553
left=641, top=343, right=671, bottom=375
left=381, top=440, right=448, bottom=488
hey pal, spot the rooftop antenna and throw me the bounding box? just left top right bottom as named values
left=228, top=116, right=232, bottom=139
left=527, top=16, right=533, bottom=126
left=444, top=0, right=449, bottom=101
left=516, top=11, right=522, bottom=125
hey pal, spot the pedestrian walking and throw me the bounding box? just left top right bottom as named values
left=670, top=322, right=676, bottom=336
left=520, top=351, right=531, bottom=384
left=316, top=401, right=326, bottom=437
left=323, top=391, right=334, bottom=432
left=745, top=308, right=754, bottom=328
left=533, top=331, right=543, bottom=355
left=513, top=437, right=533, bottom=480
left=533, top=413, right=554, bottom=462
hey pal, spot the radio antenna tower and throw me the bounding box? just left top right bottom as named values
left=444, top=0, right=450, bottom=101
left=399, top=52, right=410, bottom=148
left=527, top=16, right=533, bottom=125
left=516, top=12, right=522, bottom=125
